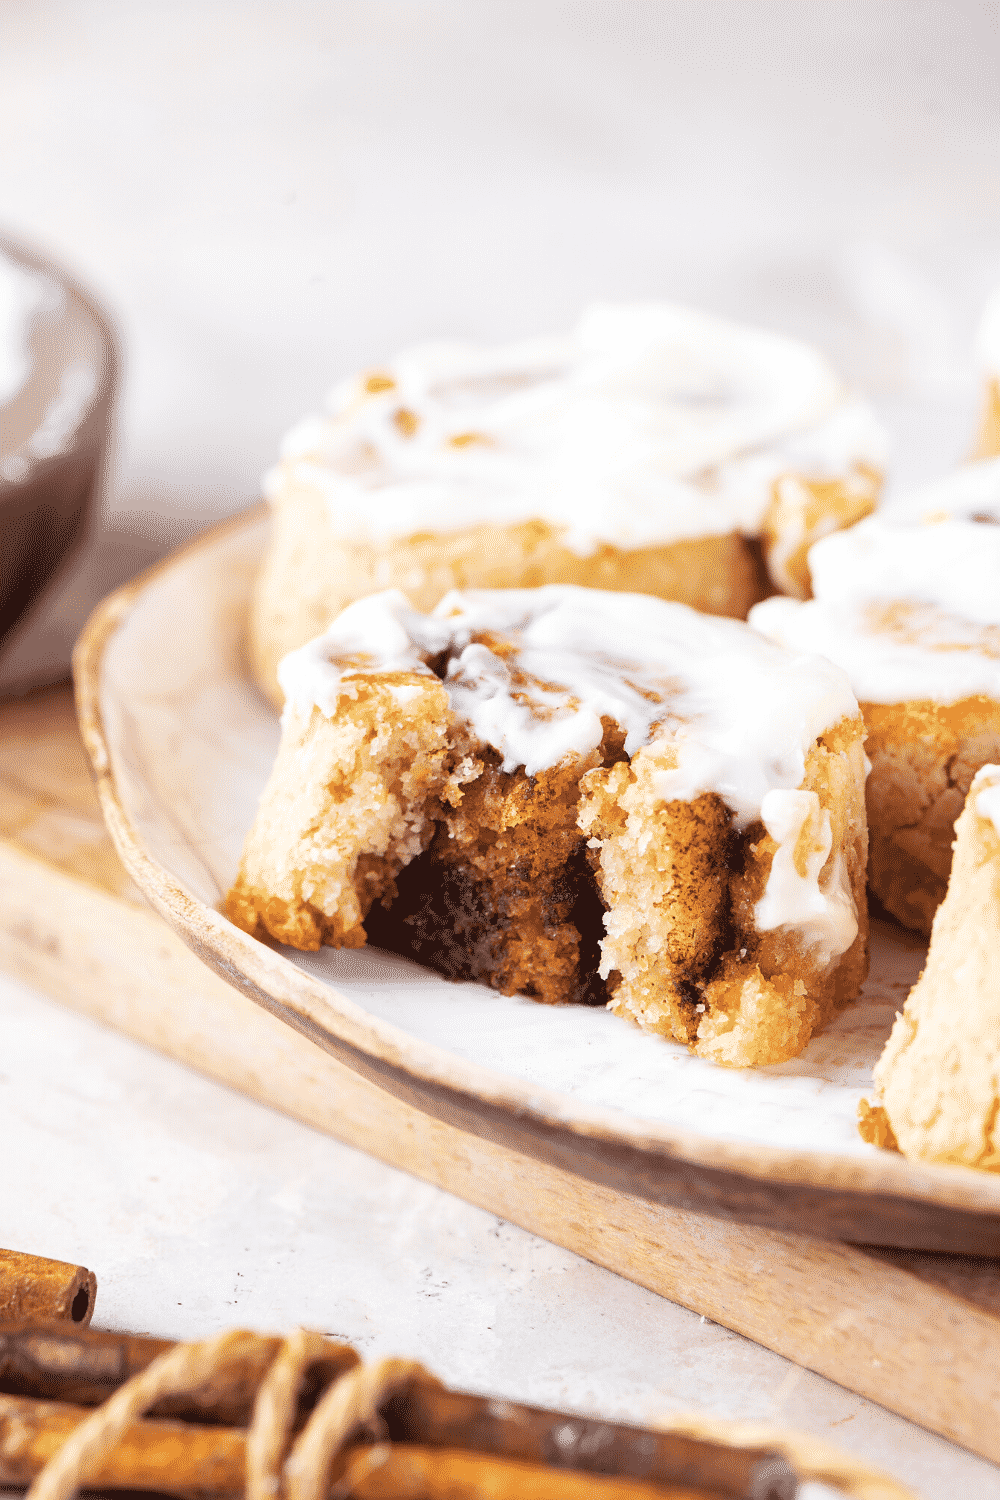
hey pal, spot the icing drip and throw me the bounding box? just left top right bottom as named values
left=749, top=457, right=1000, bottom=706
left=754, top=789, right=858, bottom=968
left=264, top=303, right=887, bottom=554
left=279, top=584, right=858, bottom=829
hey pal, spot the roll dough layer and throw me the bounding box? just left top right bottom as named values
left=230, top=587, right=868, bottom=1068
left=862, top=766, right=1000, bottom=1168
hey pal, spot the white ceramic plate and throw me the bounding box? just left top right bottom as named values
left=75, top=509, right=1000, bottom=1251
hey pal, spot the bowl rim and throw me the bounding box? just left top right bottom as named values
left=0, top=228, right=120, bottom=495
left=72, top=505, right=1000, bottom=1253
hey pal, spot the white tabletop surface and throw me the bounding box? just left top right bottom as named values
left=4, top=967, right=1000, bottom=1500
left=2, top=4, right=1000, bottom=1496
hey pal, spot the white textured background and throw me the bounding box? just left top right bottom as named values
left=2, top=5, right=1000, bottom=1495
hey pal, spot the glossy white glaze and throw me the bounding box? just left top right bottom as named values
left=750, top=459, right=1000, bottom=705
left=755, top=790, right=858, bottom=968
left=280, top=584, right=859, bottom=833
left=264, top=303, right=887, bottom=553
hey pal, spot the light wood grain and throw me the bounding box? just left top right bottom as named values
left=0, top=684, right=998, bottom=1472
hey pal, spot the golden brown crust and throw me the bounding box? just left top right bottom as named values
left=856, top=1099, right=899, bottom=1151
left=759, top=465, right=881, bottom=599
left=862, top=695, right=1000, bottom=934
left=225, top=674, right=466, bottom=950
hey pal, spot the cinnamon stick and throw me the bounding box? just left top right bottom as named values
left=0, top=1327, right=795, bottom=1499
left=0, top=1324, right=358, bottom=1425
left=0, top=1252, right=95, bottom=1327
left=344, top=1443, right=734, bottom=1499
left=383, top=1377, right=796, bottom=1499
left=0, top=1396, right=753, bottom=1499
left=0, top=1392, right=243, bottom=1493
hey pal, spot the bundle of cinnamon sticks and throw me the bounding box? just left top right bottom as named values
left=0, top=1248, right=796, bottom=1498
left=0, top=1327, right=796, bottom=1498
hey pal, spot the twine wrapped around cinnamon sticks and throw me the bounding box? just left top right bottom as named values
left=0, top=1323, right=802, bottom=1500
left=0, top=1392, right=758, bottom=1500
left=0, top=1251, right=95, bottom=1327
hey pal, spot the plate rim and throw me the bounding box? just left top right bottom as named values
left=72, top=506, right=1000, bottom=1252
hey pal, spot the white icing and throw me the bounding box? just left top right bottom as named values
left=264, top=303, right=887, bottom=554
left=277, top=591, right=453, bottom=716
left=750, top=595, right=1000, bottom=706
left=754, top=789, right=858, bottom=968
left=0, top=254, right=62, bottom=408
left=978, top=289, right=1000, bottom=380
left=974, top=766, right=1000, bottom=835
left=279, top=584, right=858, bottom=830
left=749, top=459, right=1000, bottom=706
left=807, top=516, right=1000, bottom=627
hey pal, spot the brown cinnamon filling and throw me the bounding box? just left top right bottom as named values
left=365, top=749, right=613, bottom=1005
left=364, top=715, right=753, bottom=1012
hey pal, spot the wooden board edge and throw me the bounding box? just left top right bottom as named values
left=1, top=837, right=1000, bottom=1470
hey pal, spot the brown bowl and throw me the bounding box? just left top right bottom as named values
left=0, top=234, right=118, bottom=659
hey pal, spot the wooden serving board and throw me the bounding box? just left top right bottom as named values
left=3, top=682, right=1000, bottom=1470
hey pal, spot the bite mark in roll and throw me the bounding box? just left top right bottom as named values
left=228, top=586, right=869, bottom=1068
